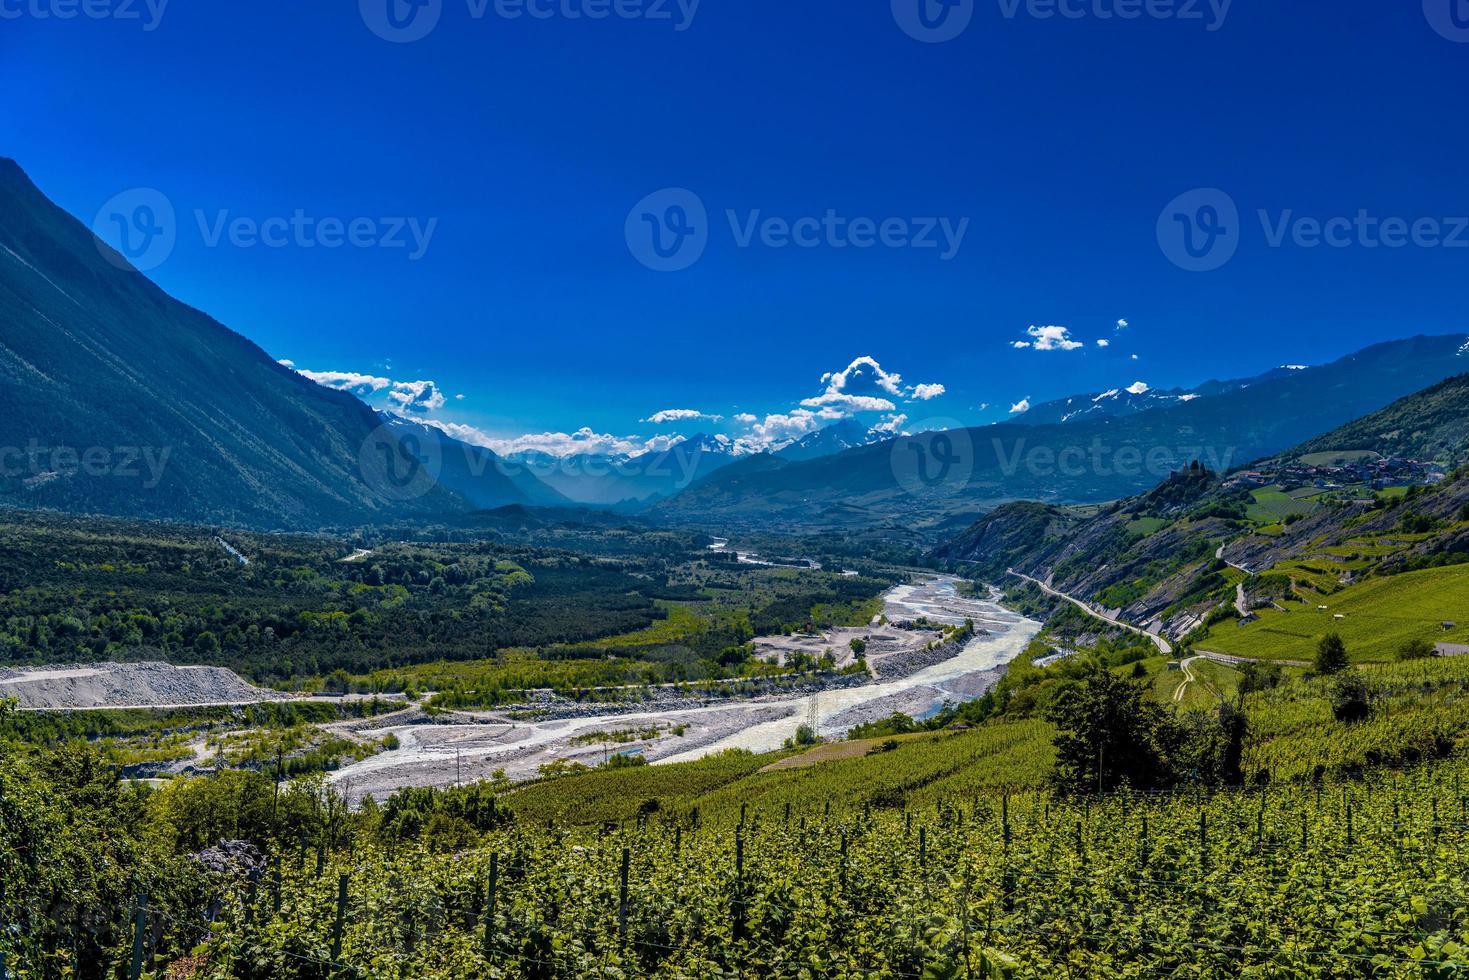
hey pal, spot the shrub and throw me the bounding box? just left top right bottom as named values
left=1331, top=675, right=1374, bottom=723
left=1399, top=638, right=1437, bottom=661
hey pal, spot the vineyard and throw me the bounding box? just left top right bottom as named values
left=109, top=755, right=1469, bottom=979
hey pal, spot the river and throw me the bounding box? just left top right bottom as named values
left=328, top=575, right=1038, bottom=800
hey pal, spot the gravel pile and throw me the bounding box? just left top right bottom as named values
left=0, top=661, right=287, bottom=710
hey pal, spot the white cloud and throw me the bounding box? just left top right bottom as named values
left=455, top=393, right=465, bottom=401
left=432, top=422, right=653, bottom=460
left=736, top=409, right=828, bottom=452
left=296, top=369, right=393, bottom=397
left=1130, top=354, right=1140, bottom=361
left=643, top=409, right=725, bottom=424
left=800, top=355, right=945, bottom=414
left=1096, top=339, right=1110, bottom=348
left=293, top=365, right=445, bottom=414
left=1126, top=381, right=1151, bottom=395
left=1014, top=325, right=1083, bottom=352
left=277, top=358, right=296, bottom=368
left=387, top=380, right=446, bottom=414
left=1116, top=318, right=1129, bottom=330
left=1009, top=398, right=1031, bottom=414
left=873, top=413, right=908, bottom=435
left=733, top=413, right=758, bottom=424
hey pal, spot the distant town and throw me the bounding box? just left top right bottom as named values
left=1226, top=452, right=1447, bottom=495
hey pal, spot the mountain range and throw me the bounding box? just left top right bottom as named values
left=650, top=335, right=1469, bottom=533
left=1015, top=366, right=1308, bottom=426
left=0, top=159, right=559, bottom=528
left=4, top=157, right=1468, bottom=535
left=932, top=372, right=1469, bottom=642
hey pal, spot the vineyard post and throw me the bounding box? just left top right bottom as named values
left=127, top=894, right=148, bottom=980
left=824, top=800, right=831, bottom=818
left=272, top=855, right=282, bottom=914
left=905, top=810, right=911, bottom=837
left=618, top=847, right=630, bottom=944
left=330, top=874, right=348, bottom=963
left=1002, top=795, right=1011, bottom=850
left=733, top=828, right=746, bottom=943
left=784, top=802, right=790, bottom=828
left=482, top=853, right=499, bottom=959
left=244, top=868, right=259, bottom=926
left=675, top=826, right=682, bottom=860
left=297, top=835, right=306, bottom=871
left=958, top=877, right=973, bottom=980
left=739, top=803, right=746, bottom=829
left=919, top=827, right=927, bottom=870
left=1300, top=811, right=1307, bottom=852
left=315, top=842, right=326, bottom=878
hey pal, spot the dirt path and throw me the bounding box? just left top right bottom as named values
left=1173, top=656, right=1201, bottom=702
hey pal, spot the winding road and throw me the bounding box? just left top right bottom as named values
left=1007, top=569, right=1174, bottom=655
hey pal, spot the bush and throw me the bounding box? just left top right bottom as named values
left=1239, top=661, right=1283, bottom=693
left=1399, top=638, right=1437, bottom=661
left=1331, top=675, right=1374, bottom=723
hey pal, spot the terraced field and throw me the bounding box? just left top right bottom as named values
left=1200, top=564, right=1469, bottom=663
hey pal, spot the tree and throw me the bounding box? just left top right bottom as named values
left=1047, top=670, right=1183, bottom=794
left=1399, top=637, right=1436, bottom=661
left=1314, top=633, right=1350, bottom=675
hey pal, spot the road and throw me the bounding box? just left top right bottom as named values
left=1007, top=569, right=1174, bottom=655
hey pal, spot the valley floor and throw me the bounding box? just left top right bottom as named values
left=326, top=576, right=1040, bottom=799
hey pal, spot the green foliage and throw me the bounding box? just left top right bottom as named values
left=1048, top=671, right=1184, bottom=794
left=1330, top=674, right=1375, bottom=723
left=1400, top=637, right=1437, bottom=661
left=1315, top=633, right=1350, bottom=675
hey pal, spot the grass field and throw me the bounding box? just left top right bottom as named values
left=1297, top=450, right=1381, bottom=467
left=1199, top=563, right=1469, bottom=662
left=1245, top=486, right=1320, bottom=524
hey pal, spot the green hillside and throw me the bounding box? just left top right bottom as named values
left=1199, top=563, right=1469, bottom=663
left=1289, top=373, right=1469, bottom=464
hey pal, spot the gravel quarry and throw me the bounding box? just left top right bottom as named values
left=0, top=661, right=287, bottom=710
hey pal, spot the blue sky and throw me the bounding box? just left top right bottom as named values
left=4, top=0, right=1467, bottom=456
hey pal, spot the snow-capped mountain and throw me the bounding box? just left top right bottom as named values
left=776, top=418, right=889, bottom=461
left=504, top=433, right=741, bottom=506
left=1018, top=366, right=1313, bottom=426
